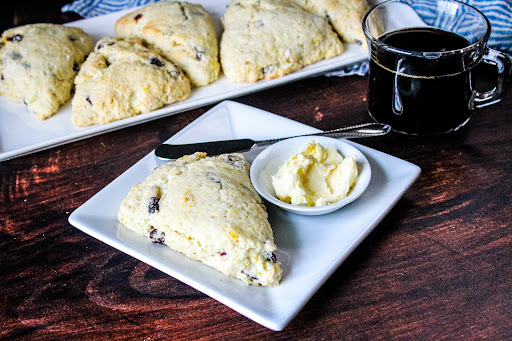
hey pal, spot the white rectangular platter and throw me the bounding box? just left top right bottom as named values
left=69, top=101, right=421, bottom=331
left=0, top=0, right=369, bottom=162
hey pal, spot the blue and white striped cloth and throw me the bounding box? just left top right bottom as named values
left=62, top=0, right=159, bottom=18
left=401, top=0, right=512, bottom=53
left=62, top=0, right=512, bottom=77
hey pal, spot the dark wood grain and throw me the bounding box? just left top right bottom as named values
left=1, top=4, right=511, bottom=340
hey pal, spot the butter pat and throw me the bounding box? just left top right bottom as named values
left=271, top=141, right=358, bottom=206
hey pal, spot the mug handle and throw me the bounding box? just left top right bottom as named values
left=473, top=48, right=512, bottom=109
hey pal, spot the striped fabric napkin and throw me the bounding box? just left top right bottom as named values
left=62, top=0, right=512, bottom=77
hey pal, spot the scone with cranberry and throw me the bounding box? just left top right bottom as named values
left=71, top=37, right=190, bottom=126
left=115, top=1, right=220, bottom=86
left=118, top=152, right=283, bottom=286
left=0, top=23, right=93, bottom=119
left=220, top=0, right=343, bottom=82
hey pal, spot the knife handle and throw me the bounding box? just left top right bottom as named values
left=155, top=139, right=256, bottom=160
left=255, top=122, right=391, bottom=146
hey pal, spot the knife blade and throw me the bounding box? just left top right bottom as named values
left=155, top=122, right=391, bottom=160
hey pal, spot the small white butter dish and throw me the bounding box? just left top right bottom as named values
left=250, top=136, right=371, bottom=215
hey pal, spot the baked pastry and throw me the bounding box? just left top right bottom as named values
left=290, top=0, right=370, bottom=46
left=71, top=37, right=190, bottom=126
left=0, top=23, right=93, bottom=119
left=118, top=152, right=283, bottom=286
left=220, top=0, right=343, bottom=82
left=115, top=1, right=220, bottom=87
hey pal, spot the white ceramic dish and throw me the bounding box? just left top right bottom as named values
left=0, top=0, right=370, bottom=162
left=250, top=136, right=371, bottom=215
left=69, top=101, right=421, bottom=331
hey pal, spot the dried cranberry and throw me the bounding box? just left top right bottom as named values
left=206, top=171, right=221, bottom=184
left=264, top=251, right=277, bottom=262
left=179, top=4, right=189, bottom=20
left=241, top=270, right=257, bottom=281
left=150, top=57, right=165, bottom=67
left=148, top=196, right=160, bottom=213
left=223, top=154, right=244, bottom=168
left=134, top=13, right=143, bottom=21
left=7, top=34, right=23, bottom=42
left=219, top=251, right=227, bottom=256
left=149, top=228, right=165, bottom=244
left=263, top=65, right=274, bottom=75
left=193, top=47, right=204, bottom=61
left=169, top=70, right=179, bottom=79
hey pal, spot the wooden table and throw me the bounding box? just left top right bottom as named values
left=2, top=3, right=511, bottom=339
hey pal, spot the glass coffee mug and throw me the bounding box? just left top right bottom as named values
left=363, top=0, right=511, bottom=135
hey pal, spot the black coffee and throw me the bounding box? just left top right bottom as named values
left=368, top=27, right=473, bottom=135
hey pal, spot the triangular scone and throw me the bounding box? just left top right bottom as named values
left=289, top=0, right=370, bottom=46
left=72, top=37, right=190, bottom=126
left=115, top=1, right=220, bottom=87
left=118, top=152, right=283, bottom=286
left=0, top=24, right=93, bottom=119
left=220, top=0, right=343, bottom=82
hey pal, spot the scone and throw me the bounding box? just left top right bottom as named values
left=71, top=37, right=190, bottom=126
left=290, top=0, right=370, bottom=46
left=118, top=152, right=283, bottom=286
left=220, top=0, right=343, bottom=82
left=115, top=1, right=220, bottom=87
left=0, top=23, right=93, bottom=119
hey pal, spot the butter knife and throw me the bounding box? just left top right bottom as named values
left=155, top=122, right=391, bottom=160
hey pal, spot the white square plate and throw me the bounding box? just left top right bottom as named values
left=0, top=0, right=369, bottom=162
left=69, top=101, right=421, bottom=331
